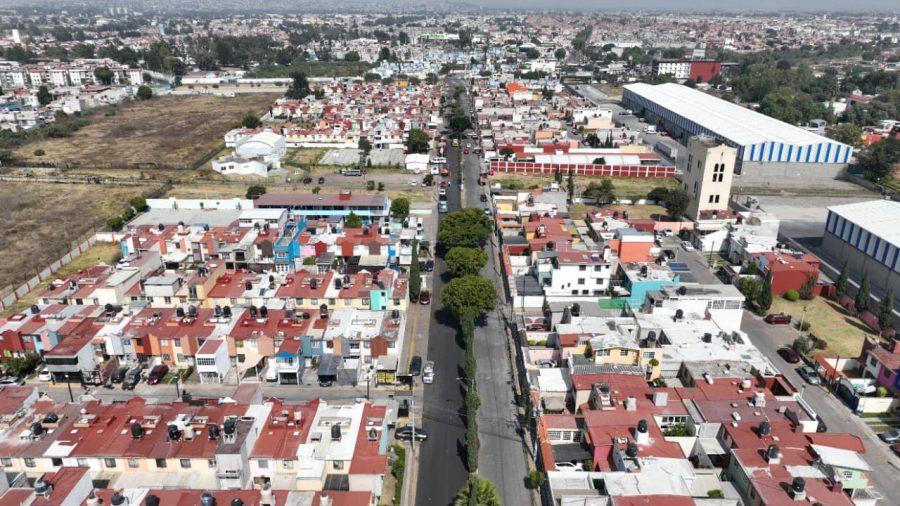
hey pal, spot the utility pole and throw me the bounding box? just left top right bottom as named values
left=65, top=373, right=74, bottom=403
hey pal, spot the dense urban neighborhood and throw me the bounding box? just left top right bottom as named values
left=0, top=2, right=898, bottom=506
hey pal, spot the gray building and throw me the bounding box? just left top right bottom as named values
left=822, top=200, right=900, bottom=298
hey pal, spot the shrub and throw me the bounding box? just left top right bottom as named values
left=33, top=148, right=45, bottom=156
left=708, top=490, right=725, bottom=499
left=528, top=470, right=545, bottom=489
left=784, top=290, right=800, bottom=302
left=798, top=321, right=811, bottom=332
left=876, top=386, right=889, bottom=398
left=366, top=180, right=375, bottom=191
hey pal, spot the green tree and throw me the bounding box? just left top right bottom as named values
left=592, top=157, right=606, bottom=165
left=445, top=247, right=488, bottom=278
left=528, top=470, right=545, bottom=489
left=567, top=170, right=575, bottom=202
left=664, top=189, right=690, bottom=219
left=405, top=128, right=430, bottom=154
left=37, top=85, right=52, bottom=106
left=554, top=48, right=566, bottom=60
left=390, top=197, right=410, bottom=220
left=343, top=50, right=361, bottom=62
left=835, top=261, right=849, bottom=295
left=878, top=288, right=894, bottom=329
left=136, top=85, right=153, bottom=100
left=584, top=133, right=601, bottom=148
left=859, top=138, right=900, bottom=183
left=499, top=147, right=515, bottom=159
left=344, top=211, right=362, bottom=228
left=106, top=215, right=125, bottom=231
left=93, top=66, right=114, bottom=85
left=583, top=179, right=615, bottom=204
left=358, top=137, right=372, bottom=155
left=856, top=272, right=871, bottom=313
left=799, top=275, right=816, bottom=301
left=438, top=208, right=493, bottom=250
left=130, top=195, right=148, bottom=212
left=409, top=240, right=421, bottom=302
left=554, top=167, right=562, bottom=184
left=454, top=475, right=501, bottom=506
left=441, top=275, right=497, bottom=317
left=827, top=123, right=863, bottom=148
left=245, top=185, right=266, bottom=199
left=758, top=271, right=773, bottom=313
left=647, top=187, right=669, bottom=202
left=285, top=71, right=311, bottom=100
left=241, top=114, right=262, bottom=129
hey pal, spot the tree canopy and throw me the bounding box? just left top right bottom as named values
left=664, top=189, right=690, bottom=219
left=827, top=123, right=863, bottom=148
left=241, top=114, right=262, bottom=129
left=583, top=179, right=615, bottom=204
left=859, top=137, right=899, bottom=183
left=454, top=475, right=501, bottom=506
left=441, top=275, right=497, bottom=318
left=390, top=198, right=410, bottom=220
left=285, top=71, right=311, bottom=100
left=445, top=247, right=488, bottom=278
left=136, top=85, right=153, bottom=100
left=344, top=211, right=362, bottom=229
left=405, top=128, right=430, bottom=154
left=438, top=208, right=493, bottom=250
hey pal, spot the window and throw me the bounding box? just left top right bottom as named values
left=176, top=354, right=185, bottom=362
left=283, top=459, right=294, bottom=469
left=208, top=459, right=216, bottom=468
left=1, top=458, right=12, bottom=467
left=579, top=265, right=587, bottom=271
left=163, top=297, right=172, bottom=304
left=577, top=278, right=585, bottom=285
left=180, top=459, right=191, bottom=468
left=128, top=458, right=139, bottom=468
left=333, top=460, right=344, bottom=470
left=258, top=459, right=269, bottom=469
left=24, top=457, right=35, bottom=468
left=645, top=352, right=655, bottom=359
left=571, top=290, right=579, bottom=295
left=156, top=458, right=167, bottom=468
left=51, top=457, right=63, bottom=467
left=76, top=458, right=87, bottom=467
left=328, top=298, right=336, bottom=305
left=104, top=458, right=116, bottom=468
left=296, top=298, right=304, bottom=305
left=162, top=353, right=171, bottom=361
left=620, top=349, right=629, bottom=357
left=160, top=339, right=169, bottom=346
left=594, top=265, right=602, bottom=271
left=842, top=470, right=853, bottom=479
left=135, top=338, right=143, bottom=347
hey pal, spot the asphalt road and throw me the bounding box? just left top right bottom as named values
left=457, top=90, right=534, bottom=505
left=414, top=84, right=469, bottom=505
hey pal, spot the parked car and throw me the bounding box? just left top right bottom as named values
left=681, top=240, right=694, bottom=251
left=480, top=194, right=487, bottom=202
left=879, top=429, right=900, bottom=443
left=318, top=379, right=334, bottom=387
left=483, top=207, right=491, bottom=216
left=302, top=176, right=312, bottom=184
left=37, top=368, right=52, bottom=382
left=409, top=356, right=423, bottom=376
left=797, top=365, right=821, bottom=385
left=663, top=249, right=676, bottom=260
left=423, top=260, right=434, bottom=272
left=0, top=376, right=22, bottom=385
left=122, top=372, right=141, bottom=391
left=555, top=462, right=584, bottom=471
left=409, top=179, right=418, bottom=187
left=146, top=365, right=169, bottom=385
left=438, top=187, right=447, bottom=196
left=535, top=359, right=557, bottom=368
left=423, top=361, right=435, bottom=384
left=778, top=347, right=800, bottom=364
left=419, top=291, right=431, bottom=305
left=395, top=424, right=428, bottom=441
left=318, top=177, right=325, bottom=184
left=110, top=367, right=128, bottom=383
left=764, top=313, right=792, bottom=325
left=892, top=444, right=900, bottom=457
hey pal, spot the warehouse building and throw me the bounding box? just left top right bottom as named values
left=623, top=83, right=853, bottom=186
left=822, top=200, right=900, bottom=298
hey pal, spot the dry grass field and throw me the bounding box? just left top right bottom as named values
left=13, top=93, right=279, bottom=169
left=0, top=182, right=153, bottom=296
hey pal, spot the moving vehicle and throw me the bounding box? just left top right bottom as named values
left=483, top=207, right=491, bottom=216
left=423, top=361, right=434, bottom=384
left=409, top=179, right=419, bottom=187
left=419, top=291, right=431, bottom=305
left=879, top=429, right=900, bottom=443
left=438, top=202, right=448, bottom=213
left=146, top=365, right=169, bottom=385
left=318, top=177, right=325, bottom=184
left=410, top=356, right=423, bottom=376
left=452, top=139, right=459, bottom=147
left=644, top=125, right=657, bottom=134
left=395, top=424, right=428, bottom=441
left=438, top=187, right=446, bottom=196
left=797, top=365, right=821, bottom=385
left=777, top=347, right=800, bottom=364
left=681, top=241, right=694, bottom=251
left=764, top=313, right=792, bottom=325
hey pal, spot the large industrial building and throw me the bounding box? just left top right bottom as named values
left=822, top=199, right=900, bottom=298
left=622, top=83, right=853, bottom=186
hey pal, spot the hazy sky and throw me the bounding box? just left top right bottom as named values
left=469, top=0, right=896, bottom=12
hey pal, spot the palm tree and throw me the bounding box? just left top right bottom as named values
left=454, top=475, right=501, bottom=506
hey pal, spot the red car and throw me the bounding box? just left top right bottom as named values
left=440, top=180, right=447, bottom=188
left=464, top=149, right=469, bottom=154
left=764, top=313, right=792, bottom=325
left=778, top=347, right=800, bottom=364
left=440, top=167, right=449, bottom=176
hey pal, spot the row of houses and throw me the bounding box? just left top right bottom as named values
left=0, top=58, right=144, bottom=90
left=0, top=384, right=389, bottom=505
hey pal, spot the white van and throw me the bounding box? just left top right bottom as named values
left=644, top=125, right=657, bottom=134
left=265, top=364, right=278, bottom=382
left=423, top=361, right=435, bottom=384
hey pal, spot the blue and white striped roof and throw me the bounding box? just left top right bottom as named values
left=623, top=83, right=852, bottom=164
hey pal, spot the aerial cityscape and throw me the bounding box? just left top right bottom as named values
left=0, top=1, right=898, bottom=505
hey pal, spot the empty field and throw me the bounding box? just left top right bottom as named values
left=13, top=93, right=279, bottom=169
left=0, top=182, right=153, bottom=298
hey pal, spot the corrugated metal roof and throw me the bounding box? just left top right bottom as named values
left=828, top=199, right=900, bottom=250
left=624, top=82, right=849, bottom=149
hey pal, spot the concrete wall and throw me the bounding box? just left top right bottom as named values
left=733, top=161, right=847, bottom=189
left=822, top=230, right=900, bottom=298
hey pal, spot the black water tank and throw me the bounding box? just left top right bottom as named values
left=176, top=307, right=185, bottom=318
left=168, top=424, right=181, bottom=441
left=131, top=422, right=144, bottom=439
left=758, top=421, right=771, bottom=437
left=792, top=477, right=805, bottom=493
left=767, top=444, right=780, bottom=459
left=201, top=491, right=216, bottom=506
left=43, top=413, right=59, bottom=424
left=231, top=499, right=244, bottom=506
left=110, top=492, right=126, bottom=506
left=223, top=306, right=232, bottom=318
left=625, top=441, right=638, bottom=457
left=331, top=424, right=341, bottom=441
left=145, top=494, right=160, bottom=506
left=208, top=424, right=220, bottom=440
left=31, top=422, right=43, bottom=436
left=224, top=419, right=236, bottom=435
left=571, top=303, right=581, bottom=317
left=637, top=419, right=648, bottom=433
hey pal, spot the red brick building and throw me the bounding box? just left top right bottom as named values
left=752, top=251, right=821, bottom=296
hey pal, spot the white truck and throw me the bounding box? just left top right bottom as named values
left=644, top=125, right=657, bottom=134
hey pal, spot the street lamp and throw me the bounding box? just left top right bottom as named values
left=65, top=373, right=74, bottom=403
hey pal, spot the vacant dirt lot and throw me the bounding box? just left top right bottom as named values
left=14, top=93, right=278, bottom=169
left=0, top=182, right=153, bottom=296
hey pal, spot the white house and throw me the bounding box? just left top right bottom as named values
left=213, top=130, right=286, bottom=177
left=196, top=339, right=230, bottom=384
left=404, top=153, right=430, bottom=173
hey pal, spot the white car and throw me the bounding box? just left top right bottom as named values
left=555, top=462, right=584, bottom=471
left=681, top=241, right=695, bottom=251
left=409, top=179, right=418, bottom=187
left=37, top=369, right=52, bottom=382
left=438, top=187, right=446, bottom=196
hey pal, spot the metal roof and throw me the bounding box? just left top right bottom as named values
left=828, top=199, right=900, bottom=250
left=623, top=82, right=848, bottom=149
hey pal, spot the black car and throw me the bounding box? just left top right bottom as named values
left=318, top=177, right=325, bottom=184
left=318, top=379, right=334, bottom=387
left=395, top=424, right=428, bottom=441
left=146, top=364, right=169, bottom=385
left=410, top=356, right=423, bottom=376
left=480, top=194, right=487, bottom=202
left=111, top=367, right=128, bottom=383
left=778, top=347, right=800, bottom=364
left=663, top=249, right=676, bottom=260
left=122, top=373, right=141, bottom=391
left=302, top=176, right=313, bottom=184
left=423, top=260, right=434, bottom=272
